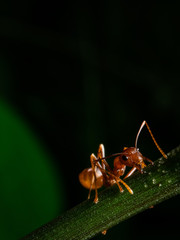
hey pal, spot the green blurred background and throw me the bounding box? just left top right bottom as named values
left=0, top=1, right=179, bottom=239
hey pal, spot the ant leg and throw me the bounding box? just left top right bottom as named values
left=105, top=170, right=133, bottom=194
left=97, top=144, right=106, bottom=170
left=143, top=156, right=154, bottom=165
left=98, top=165, right=124, bottom=192
left=88, top=159, right=103, bottom=201
left=97, top=144, right=105, bottom=159
left=101, top=158, right=113, bottom=172
left=94, top=159, right=123, bottom=192
left=118, top=177, right=133, bottom=194
left=100, top=159, right=129, bottom=193
left=98, top=162, right=133, bottom=194
left=87, top=176, right=94, bottom=200
left=96, top=158, right=133, bottom=194
left=90, top=154, right=99, bottom=203
left=123, top=167, right=137, bottom=179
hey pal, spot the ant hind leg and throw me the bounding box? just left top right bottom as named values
left=87, top=176, right=94, bottom=200
left=90, top=153, right=99, bottom=203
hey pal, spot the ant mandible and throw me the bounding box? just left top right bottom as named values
left=79, top=120, right=167, bottom=203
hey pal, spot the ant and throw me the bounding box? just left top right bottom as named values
left=79, top=121, right=167, bottom=204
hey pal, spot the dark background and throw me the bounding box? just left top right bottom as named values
left=0, top=1, right=179, bottom=239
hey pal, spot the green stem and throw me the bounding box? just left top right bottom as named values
left=22, top=146, right=180, bottom=240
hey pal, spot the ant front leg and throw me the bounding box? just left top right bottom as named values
left=143, top=156, right=154, bottom=165
left=123, top=167, right=137, bottom=180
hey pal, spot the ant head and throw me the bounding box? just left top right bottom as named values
left=113, top=121, right=167, bottom=176
left=116, top=147, right=146, bottom=173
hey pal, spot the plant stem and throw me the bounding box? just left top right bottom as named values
left=22, top=145, right=180, bottom=240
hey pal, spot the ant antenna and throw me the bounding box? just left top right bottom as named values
left=135, top=121, right=146, bottom=149
left=135, top=120, right=167, bottom=159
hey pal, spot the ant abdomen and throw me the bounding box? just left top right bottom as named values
left=79, top=168, right=103, bottom=189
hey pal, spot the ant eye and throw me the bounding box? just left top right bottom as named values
left=122, top=155, right=128, bottom=161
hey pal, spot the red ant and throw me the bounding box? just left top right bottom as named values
left=79, top=121, right=167, bottom=203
